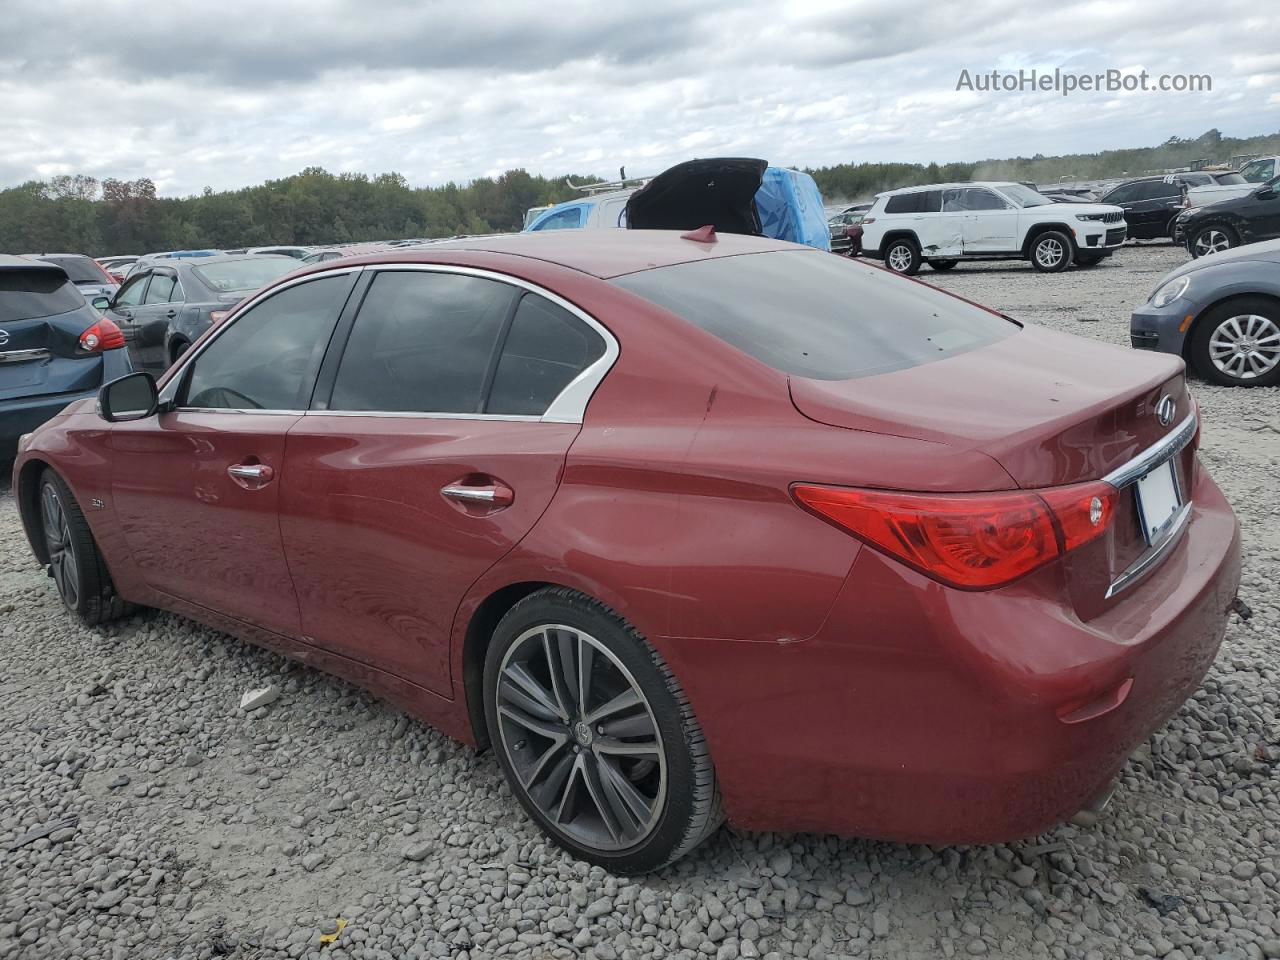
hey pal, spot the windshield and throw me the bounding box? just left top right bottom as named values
left=613, top=251, right=1016, bottom=380
left=193, top=258, right=296, bottom=293
left=997, top=183, right=1054, bottom=208
left=1213, top=173, right=1246, bottom=185
left=37, top=255, right=107, bottom=284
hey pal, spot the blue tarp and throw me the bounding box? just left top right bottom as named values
left=755, top=168, right=831, bottom=251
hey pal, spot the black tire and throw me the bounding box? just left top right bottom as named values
left=883, top=238, right=921, bottom=276
left=1188, top=224, right=1237, bottom=259
left=1030, top=230, right=1073, bottom=273
left=1188, top=296, right=1280, bottom=387
left=483, top=587, right=722, bottom=873
left=37, top=469, right=131, bottom=625
left=1074, top=252, right=1105, bottom=267
left=927, top=259, right=958, bottom=271
left=170, top=339, right=190, bottom=365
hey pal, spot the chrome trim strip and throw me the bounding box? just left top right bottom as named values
left=1102, top=412, right=1197, bottom=489
left=159, top=262, right=619, bottom=426
left=0, top=348, right=51, bottom=364
left=441, top=484, right=497, bottom=502
left=1104, top=502, right=1192, bottom=599
left=157, top=267, right=365, bottom=408
left=173, top=408, right=304, bottom=416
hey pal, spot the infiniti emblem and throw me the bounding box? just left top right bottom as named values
left=0, top=329, right=9, bottom=347
left=1155, top=394, right=1175, bottom=427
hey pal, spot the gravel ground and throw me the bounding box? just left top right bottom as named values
left=2, top=242, right=1278, bottom=960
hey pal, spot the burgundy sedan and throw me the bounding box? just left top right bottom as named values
left=12, top=231, right=1240, bottom=873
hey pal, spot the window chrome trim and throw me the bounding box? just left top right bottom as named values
left=159, top=262, right=619, bottom=425
left=172, top=407, right=305, bottom=416
left=157, top=267, right=365, bottom=408
left=1101, top=412, right=1197, bottom=489
left=325, top=263, right=620, bottom=424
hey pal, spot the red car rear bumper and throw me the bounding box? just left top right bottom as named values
left=653, top=467, right=1240, bottom=843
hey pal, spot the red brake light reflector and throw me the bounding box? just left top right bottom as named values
left=78, top=317, right=125, bottom=352
left=792, top=481, right=1116, bottom=589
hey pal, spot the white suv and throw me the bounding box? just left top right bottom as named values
left=861, top=181, right=1127, bottom=275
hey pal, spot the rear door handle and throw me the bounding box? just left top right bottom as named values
left=441, top=479, right=514, bottom=508
left=165, top=309, right=178, bottom=319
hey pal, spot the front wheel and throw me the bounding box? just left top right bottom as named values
left=483, top=588, right=722, bottom=873
left=38, top=470, right=131, bottom=625
left=883, top=238, right=921, bottom=276
left=1030, top=231, right=1072, bottom=272
left=1189, top=297, right=1280, bottom=387
left=1189, top=224, right=1236, bottom=259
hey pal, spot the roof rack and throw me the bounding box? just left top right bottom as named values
left=565, top=173, right=651, bottom=195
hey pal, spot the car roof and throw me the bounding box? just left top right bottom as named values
left=23, top=253, right=94, bottom=260
left=146, top=253, right=293, bottom=269
left=1, top=254, right=67, bottom=273
left=877, top=181, right=1022, bottom=197
left=297, top=229, right=802, bottom=280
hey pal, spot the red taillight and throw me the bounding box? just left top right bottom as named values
left=792, top=481, right=1117, bottom=589
left=209, top=310, right=229, bottom=326
left=79, top=317, right=125, bottom=353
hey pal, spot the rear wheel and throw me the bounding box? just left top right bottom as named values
left=883, top=238, right=921, bottom=276
left=170, top=339, right=190, bottom=365
left=483, top=588, right=721, bottom=873
left=927, top=259, right=958, bottom=271
left=1190, top=297, right=1280, bottom=387
left=38, top=469, right=131, bottom=625
left=1189, top=224, right=1236, bottom=258
left=1030, top=231, right=1072, bottom=273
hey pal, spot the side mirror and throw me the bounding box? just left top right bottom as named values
left=1256, top=188, right=1276, bottom=201
left=99, top=372, right=158, bottom=422
left=91, top=295, right=111, bottom=311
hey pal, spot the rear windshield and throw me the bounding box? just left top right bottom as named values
left=0, top=269, right=84, bottom=323
left=613, top=251, right=1016, bottom=380
left=193, top=258, right=297, bottom=293
left=37, top=255, right=104, bottom=284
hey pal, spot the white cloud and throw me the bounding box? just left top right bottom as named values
left=0, top=0, right=1276, bottom=196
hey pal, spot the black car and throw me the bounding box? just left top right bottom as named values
left=1, top=255, right=132, bottom=453
left=1174, top=175, right=1280, bottom=259
left=94, top=254, right=297, bottom=373
left=1098, top=175, right=1205, bottom=241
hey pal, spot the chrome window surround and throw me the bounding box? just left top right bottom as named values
left=158, top=264, right=619, bottom=425
left=1101, top=410, right=1198, bottom=598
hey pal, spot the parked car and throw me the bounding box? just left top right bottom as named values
left=1131, top=237, right=1280, bottom=387
left=1097, top=176, right=1206, bottom=241
left=13, top=231, right=1240, bottom=872
left=828, top=204, right=871, bottom=254
left=1, top=256, right=131, bottom=454
left=861, top=182, right=1126, bottom=274
left=94, top=254, right=297, bottom=373
left=1173, top=175, right=1280, bottom=258
left=96, top=255, right=140, bottom=284
left=25, top=254, right=119, bottom=301
left=299, top=242, right=395, bottom=265
left=247, top=246, right=311, bottom=259
left=1184, top=158, right=1280, bottom=210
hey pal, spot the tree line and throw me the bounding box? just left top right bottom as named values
left=2, top=128, right=1277, bottom=256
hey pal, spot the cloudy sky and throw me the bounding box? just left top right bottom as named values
left=3, top=0, right=1278, bottom=196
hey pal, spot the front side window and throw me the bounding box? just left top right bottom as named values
left=1241, top=159, right=1276, bottom=182
left=114, top=274, right=149, bottom=307
left=144, top=274, right=177, bottom=304
left=329, top=271, right=517, bottom=413
left=181, top=274, right=353, bottom=410
left=614, top=250, right=1016, bottom=381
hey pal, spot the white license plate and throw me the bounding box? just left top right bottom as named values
left=1135, top=459, right=1181, bottom=544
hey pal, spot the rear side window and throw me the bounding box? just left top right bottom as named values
left=0, top=268, right=83, bottom=323
left=329, top=271, right=517, bottom=413
left=884, top=193, right=920, bottom=214
left=613, top=251, right=1016, bottom=380
left=488, top=295, right=606, bottom=415
left=144, top=274, right=177, bottom=303
left=182, top=275, right=353, bottom=410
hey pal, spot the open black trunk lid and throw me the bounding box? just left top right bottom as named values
left=624, top=157, right=767, bottom=235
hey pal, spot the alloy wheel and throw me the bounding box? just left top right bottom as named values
left=1209, top=314, right=1280, bottom=380
left=1194, top=229, right=1231, bottom=257
left=887, top=245, right=913, bottom=272
left=1035, top=237, right=1065, bottom=268
left=40, top=483, right=79, bottom=608
left=494, top=624, right=667, bottom=851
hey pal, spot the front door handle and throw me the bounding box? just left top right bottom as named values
left=227, top=462, right=275, bottom=488
left=165, top=309, right=178, bottom=319
left=441, top=478, right=514, bottom=509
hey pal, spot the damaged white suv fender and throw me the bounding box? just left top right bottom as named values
left=860, top=181, right=1127, bottom=276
